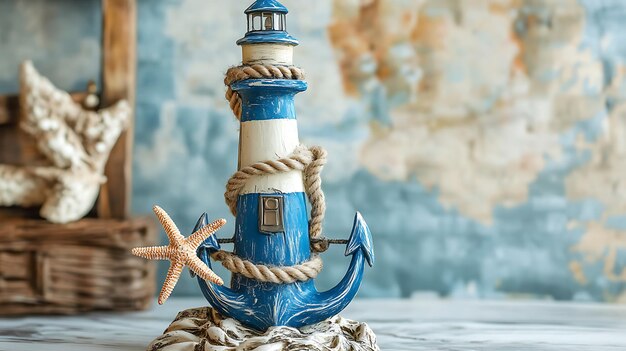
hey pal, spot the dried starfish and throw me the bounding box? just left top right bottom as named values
left=132, top=206, right=226, bottom=304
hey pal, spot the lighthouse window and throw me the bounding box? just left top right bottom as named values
left=273, top=13, right=282, bottom=30
left=250, top=13, right=262, bottom=31
left=247, top=12, right=287, bottom=32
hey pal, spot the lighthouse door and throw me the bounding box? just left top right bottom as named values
left=259, top=195, right=285, bottom=234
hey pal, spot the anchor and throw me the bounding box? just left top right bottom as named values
left=190, top=0, right=375, bottom=331
left=195, top=211, right=373, bottom=331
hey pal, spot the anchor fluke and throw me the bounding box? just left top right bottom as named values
left=192, top=213, right=260, bottom=327
left=345, top=211, right=375, bottom=267
left=195, top=213, right=222, bottom=252
left=280, top=212, right=375, bottom=328
left=189, top=213, right=221, bottom=279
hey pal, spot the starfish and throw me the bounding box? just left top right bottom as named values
left=132, top=205, right=226, bottom=304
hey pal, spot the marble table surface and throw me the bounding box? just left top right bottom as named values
left=0, top=298, right=625, bottom=350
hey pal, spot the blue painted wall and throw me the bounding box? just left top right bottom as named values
left=0, top=0, right=101, bottom=94
left=1, top=0, right=625, bottom=302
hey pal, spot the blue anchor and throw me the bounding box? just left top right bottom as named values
left=194, top=0, right=375, bottom=332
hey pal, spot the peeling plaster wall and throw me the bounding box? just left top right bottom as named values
left=0, top=0, right=625, bottom=302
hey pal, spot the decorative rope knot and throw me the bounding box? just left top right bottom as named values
left=207, top=63, right=330, bottom=285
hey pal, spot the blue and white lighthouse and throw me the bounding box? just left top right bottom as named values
left=234, top=0, right=309, bottom=272
left=196, top=0, right=375, bottom=332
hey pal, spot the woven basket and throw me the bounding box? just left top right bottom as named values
left=0, top=216, right=156, bottom=315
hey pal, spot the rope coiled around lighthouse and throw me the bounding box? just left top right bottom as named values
left=211, top=251, right=323, bottom=284
left=207, top=64, right=328, bottom=284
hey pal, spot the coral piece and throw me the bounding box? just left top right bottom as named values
left=0, top=61, right=130, bottom=223
left=148, top=307, right=380, bottom=351
left=20, top=61, right=129, bottom=170
left=132, top=206, right=226, bottom=304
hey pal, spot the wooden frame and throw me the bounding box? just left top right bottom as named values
left=0, top=0, right=136, bottom=220
left=100, top=0, right=136, bottom=219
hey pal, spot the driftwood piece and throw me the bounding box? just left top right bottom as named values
left=0, top=216, right=156, bottom=315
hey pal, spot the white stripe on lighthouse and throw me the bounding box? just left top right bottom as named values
left=240, top=119, right=305, bottom=195
left=242, top=44, right=294, bottom=65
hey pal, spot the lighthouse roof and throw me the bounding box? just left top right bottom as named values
left=237, top=32, right=299, bottom=46
left=245, top=0, right=289, bottom=14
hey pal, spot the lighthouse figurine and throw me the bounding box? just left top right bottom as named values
left=134, top=1, right=379, bottom=349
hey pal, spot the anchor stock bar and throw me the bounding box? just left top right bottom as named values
left=216, top=237, right=348, bottom=245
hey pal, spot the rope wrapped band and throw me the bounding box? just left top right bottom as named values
left=205, top=64, right=328, bottom=285
left=225, top=64, right=305, bottom=120
left=211, top=251, right=323, bottom=284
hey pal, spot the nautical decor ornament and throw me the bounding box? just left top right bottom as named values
left=138, top=1, right=379, bottom=350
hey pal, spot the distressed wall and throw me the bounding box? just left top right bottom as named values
left=0, top=0, right=625, bottom=301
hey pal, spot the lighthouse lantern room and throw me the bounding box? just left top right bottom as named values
left=238, top=0, right=298, bottom=65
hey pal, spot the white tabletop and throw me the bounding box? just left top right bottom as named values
left=0, top=298, right=625, bottom=350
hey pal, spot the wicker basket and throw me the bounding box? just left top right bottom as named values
left=0, top=217, right=156, bottom=315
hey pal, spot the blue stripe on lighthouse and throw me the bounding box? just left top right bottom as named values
left=232, top=79, right=307, bottom=122
left=232, top=192, right=310, bottom=269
